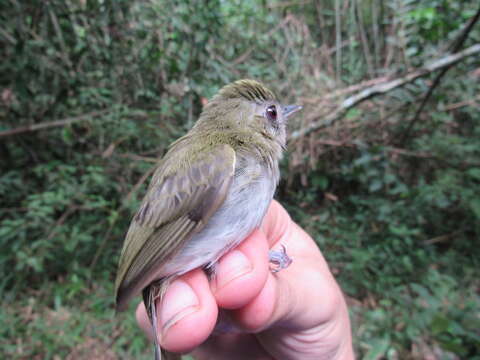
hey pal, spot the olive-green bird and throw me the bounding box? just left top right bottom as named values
left=115, top=79, right=301, bottom=359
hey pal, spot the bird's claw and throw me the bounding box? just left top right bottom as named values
left=269, top=244, right=292, bottom=273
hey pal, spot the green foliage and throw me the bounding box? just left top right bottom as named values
left=0, top=279, right=152, bottom=359
left=285, top=122, right=480, bottom=357
left=284, top=71, right=480, bottom=355
left=287, top=147, right=480, bottom=357
left=351, top=269, right=480, bottom=359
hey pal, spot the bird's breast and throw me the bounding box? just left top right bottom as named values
left=159, top=154, right=278, bottom=276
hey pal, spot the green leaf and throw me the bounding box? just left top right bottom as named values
left=362, top=338, right=390, bottom=360
left=312, top=174, right=329, bottom=190
left=470, top=199, right=480, bottom=219
left=467, top=168, right=480, bottom=180
left=369, top=180, right=383, bottom=192
left=346, top=108, right=361, bottom=119
left=431, top=314, right=450, bottom=335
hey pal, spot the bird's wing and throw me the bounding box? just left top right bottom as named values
left=115, top=144, right=236, bottom=311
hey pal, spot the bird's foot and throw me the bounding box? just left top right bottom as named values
left=269, top=245, right=292, bottom=273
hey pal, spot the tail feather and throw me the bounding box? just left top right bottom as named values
left=150, top=289, right=162, bottom=360
left=143, top=280, right=181, bottom=360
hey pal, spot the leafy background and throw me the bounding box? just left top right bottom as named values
left=1, top=0, right=479, bottom=359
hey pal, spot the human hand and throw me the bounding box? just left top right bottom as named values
left=136, top=200, right=354, bottom=359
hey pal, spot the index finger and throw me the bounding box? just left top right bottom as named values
left=261, top=200, right=292, bottom=248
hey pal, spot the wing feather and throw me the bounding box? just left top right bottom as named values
left=115, top=144, right=236, bottom=311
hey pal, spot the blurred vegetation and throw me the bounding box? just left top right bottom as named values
left=1, top=0, right=479, bottom=359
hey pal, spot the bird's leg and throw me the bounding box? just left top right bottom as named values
left=269, top=244, right=292, bottom=273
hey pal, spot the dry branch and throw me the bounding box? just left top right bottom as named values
left=443, top=95, right=480, bottom=111
left=289, top=43, right=480, bottom=141
left=399, top=5, right=480, bottom=145
left=124, top=163, right=157, bottom=203
left=0, top=109, right=111, bottom=139
left=116, top=153, right=158, bottom=163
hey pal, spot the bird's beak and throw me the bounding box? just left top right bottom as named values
left=283, top=105, right=302, bottom=118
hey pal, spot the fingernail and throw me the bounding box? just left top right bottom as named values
left=214, top=250, right=252, bottom=291
left=160, top=280, right=199, bottom=334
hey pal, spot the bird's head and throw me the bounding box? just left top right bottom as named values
left=195, top=79, right=302, bottom=149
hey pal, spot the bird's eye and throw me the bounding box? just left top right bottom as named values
left=266, top=105, right=277, bottom=122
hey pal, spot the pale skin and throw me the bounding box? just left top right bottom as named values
left=136, top=200, right=355, bottom=359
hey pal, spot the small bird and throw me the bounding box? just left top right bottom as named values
left=115, top=79, right=301, bottom=359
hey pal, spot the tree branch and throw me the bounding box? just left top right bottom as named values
left=289, top=43, right=480, bottom=141
left=0, top=109, right=111, bottom=139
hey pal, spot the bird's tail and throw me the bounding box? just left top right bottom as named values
left=143, top=280, right=181, bottom=360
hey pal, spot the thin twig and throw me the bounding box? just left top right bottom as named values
left=116, top=153, right=158, bottom=163
left=124, top=163, right=157, bottom=203
left=232, top=16, right=292, bottom=65
left=386, top=147, right=432, bottom=158
left=300, top=76, right=390, bottom=104
left=0, top=109, right=111, bottom=139
left=371, top=0, right=381, bottom=70
left=268, top=0, right=312, bottom=8
left=442, top=95, right=480, bottom=111
left=48, top=7, right=73, bottom=69
left=89, top=163, right=158, bottom=272
left=423, top=231, right=462, bottom=245
left=89, top=219, right=116, bottom=273
left=289, top=43, right=480, bottom=141
left=334, top=0, right=342, bottom=83
left=356, top=1, right=375, bottom=78
left=46, top=205, right=80, bottom=241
